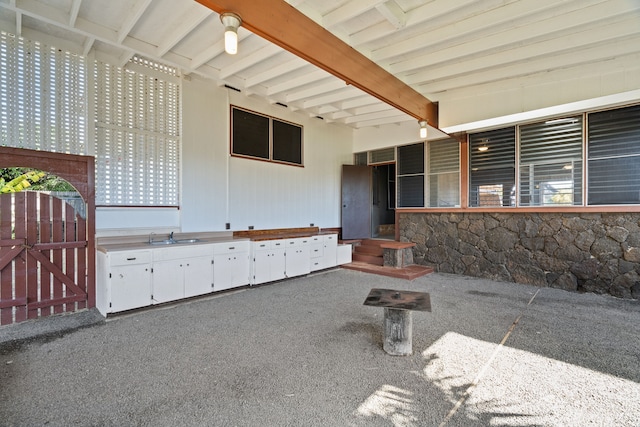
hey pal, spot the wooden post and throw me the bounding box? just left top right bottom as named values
left=383, top=308, right=413, bottom=356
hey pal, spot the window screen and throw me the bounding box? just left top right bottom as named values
left=232, top=107, right=269, bottom=159
left=397, top=143, right=424, bottom=207
left=469, top=127, right=516, bottom=207
left=520, top=117, right=583, bottom=206
left=588, top=104, right=640, bottom=205
left=272, top=119, right=302, bottom=164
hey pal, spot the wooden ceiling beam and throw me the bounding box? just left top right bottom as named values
left=194, top=0, right=438, bottom=127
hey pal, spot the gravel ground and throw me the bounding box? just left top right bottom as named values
left=1, top=269, right=639, bottom=426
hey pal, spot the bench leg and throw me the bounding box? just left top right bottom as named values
left=383, top=308, right=412, bottom=355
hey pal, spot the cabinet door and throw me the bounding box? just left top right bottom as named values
left=321, top=235, right=338, bottom=269
left=230, top=253, right=251, bottom=287
left=152, top=259, right=185, bottom=304
left=184, top=256, right=214, bottom=298
left=214, top=253, right=249, bottom=291
left=253, top=250, right=272, bottom=285
left=110, top=265, right=152, bottom=312
left=270, top=249, right=286, bottom=282
left=286, top=247, right=310, bottom=278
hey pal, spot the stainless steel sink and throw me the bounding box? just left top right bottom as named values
left=149, top=238, right=200, bottom=245
left=175, top=238, right=200, bottom=244
left=149, top=239, right=175, bottom=245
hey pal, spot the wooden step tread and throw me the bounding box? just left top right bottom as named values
left=353, top=245, right=383, bottom=256
left=352, top=253, right=384, bottom=266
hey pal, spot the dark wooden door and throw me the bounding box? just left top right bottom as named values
left=341, top=165, right=371, bottom=240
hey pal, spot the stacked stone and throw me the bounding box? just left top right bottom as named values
left=400, top=212, right=640, bottom=299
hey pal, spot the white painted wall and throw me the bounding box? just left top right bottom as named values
left=98, top=76, right=353, bottom=233
left=179, top=76, right=353, bottom=233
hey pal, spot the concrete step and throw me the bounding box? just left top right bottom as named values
left=352, top=253, right=384, bottom=266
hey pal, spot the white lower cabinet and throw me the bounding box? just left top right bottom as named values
left=252, top=240, right=286, bottom=285
left=152, top=245, right=215, bottom=303
left=213, top=241, right=251, bottom=291
left=98, top=250, right=153, bottom=314
left=321, top=234, right=338, bottom=270
left=284, top=237, right=311, bottom=278
left=183, top=256, right=216, bottom=298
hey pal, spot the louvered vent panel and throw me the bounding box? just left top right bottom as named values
left=369, top=147, right=395, bottom=164
left=94, top=58, right=180, bottom=206
left=0, top=31, right=86, bottom=154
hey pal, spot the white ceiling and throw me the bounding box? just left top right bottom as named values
left=1, top=0, right=639, bottom=131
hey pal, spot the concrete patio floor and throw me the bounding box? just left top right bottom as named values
left=1, top=268, right=639, bottom=426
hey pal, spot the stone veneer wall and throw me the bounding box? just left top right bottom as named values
left=399, top=212, right=640, bottom=299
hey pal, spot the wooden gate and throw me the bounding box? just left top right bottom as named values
left=0, top=192, right=88, bottom=325
left=0, top=146, right=95, bottom=326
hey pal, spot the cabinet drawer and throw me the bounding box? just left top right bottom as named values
left=213, top=241, right=250, bottom=255
left=323, top=234, right=337, bottom=243
left=310, top=243, right=323, bottom=258
left=109, top=250, right=152, bottom=266
left=270, top=240, right=286, bottom=249
left=153, top=244, right=214, bottom=262
left=285, top=237, right=311, bottom=247
left=253, top=241, right=271, bottom=251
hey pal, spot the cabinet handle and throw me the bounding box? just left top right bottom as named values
left=229, top=246, right=235, bottom=250
left=127, top=257, right=137, bottom=261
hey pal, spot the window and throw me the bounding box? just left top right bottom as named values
left=588, top=104, right=640, bottom=205
left=428, top=138, right=460, bottom=207
left=353, top=152, right=368, bottom=165
left=469, top=128, right=516, bottom=207
left=0, top=31, right=86, bottom=154
left=397, top=143, right=424, bottom=207
left=369, top=147, right=395, bottom=164
left=519, top=117, right=583, bottom=206
left=231, top=106, right=303, bottom=166
left=94, top=57, right=180, bottom=206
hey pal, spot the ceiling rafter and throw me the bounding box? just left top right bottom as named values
left=69, top=0, right=81, bottom=27
left=375, top=1, right=405, bottom=29
left=116, top=0, right=152, bottom=43
left=156, top=6, right=211, bottom=57
left=322, top=0, right=386, bottom=28
left=219, top=43, right=282, bottom=79
left=244, top=56, right=307, bottom=88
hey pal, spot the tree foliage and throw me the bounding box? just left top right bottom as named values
left=0, top=167, right=76, bottom=193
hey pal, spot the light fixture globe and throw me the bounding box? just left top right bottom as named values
left=220, top=12, right=242, bottom=55
left=418, top=120, right=428, bottom=139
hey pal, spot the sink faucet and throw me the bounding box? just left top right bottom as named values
left=149, top=232, right=156, bottom=244
left=169, top=231, right=174, bottom=242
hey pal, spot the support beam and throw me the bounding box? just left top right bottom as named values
left=194, top=0, right=437, bottom=126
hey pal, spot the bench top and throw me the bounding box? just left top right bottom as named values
left=378, top=241, right=416, bottom=250
left=363, top=288, right=431, bottom=312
